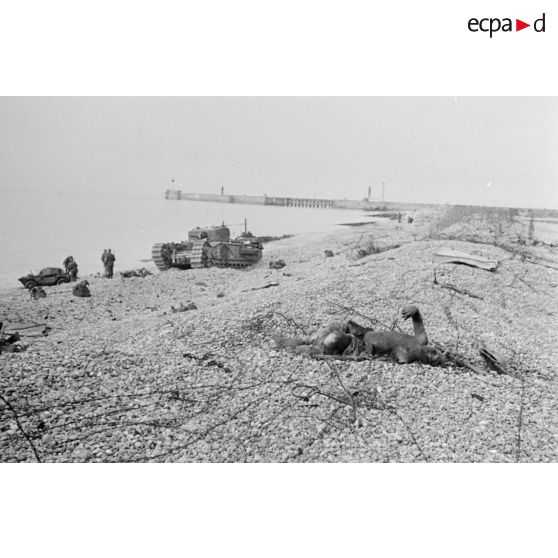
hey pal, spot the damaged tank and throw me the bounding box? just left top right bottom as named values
left=151, top=224, right=263, bottom=271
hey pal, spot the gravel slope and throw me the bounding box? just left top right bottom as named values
left=1, top=210, right=557, bottom=462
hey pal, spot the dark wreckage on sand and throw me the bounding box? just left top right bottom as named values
left=151, top=224, right=263, bottom=271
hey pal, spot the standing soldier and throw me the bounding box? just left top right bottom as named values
left=67, top=259, right=79, bottom=282
left=105, top=249, right=116, bottom=279
left=101, top=249, right=108, bottom=276
left=63, top=255, right=74, bottom=274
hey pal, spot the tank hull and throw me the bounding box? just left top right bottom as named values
left=151, top=225, right=262, bottom=271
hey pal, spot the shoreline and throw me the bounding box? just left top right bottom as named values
left=2, top=204, right=557, bottom=297
left=1, top=208, right=557, bottom=463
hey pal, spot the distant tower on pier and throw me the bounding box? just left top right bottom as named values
left=367, top=186, right=371, bottom=201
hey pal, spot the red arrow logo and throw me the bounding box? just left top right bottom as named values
left=516, top=19, right=530, bottom=31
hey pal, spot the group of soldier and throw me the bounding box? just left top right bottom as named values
left=62, top=249, right=116, bottom=281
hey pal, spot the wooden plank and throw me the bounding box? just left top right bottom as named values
left=434, top=248, right=498, bottom=271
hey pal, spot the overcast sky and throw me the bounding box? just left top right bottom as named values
left=1, top=97, right=556, bottom=209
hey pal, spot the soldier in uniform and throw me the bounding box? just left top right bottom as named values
left=105, top=249, right=116, bottom=279
left=67, top=259, right=79, bottom=281
left=63, top=256, right=74, bottom=274
left=101, top=249, right=108, bottom=276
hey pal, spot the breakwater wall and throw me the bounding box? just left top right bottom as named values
left=163, top=190, right=429, bottom=210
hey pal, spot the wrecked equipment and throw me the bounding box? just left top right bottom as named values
left=434, top=248, right=499, bottom=271
left=151, top=224, right=263, bottom=271
left=18, top=267, right=71, bottom=289
left=73, top=281, right=91, bottom=297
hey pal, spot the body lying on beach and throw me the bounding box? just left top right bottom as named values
left=273, top=305, right=447, bottom=366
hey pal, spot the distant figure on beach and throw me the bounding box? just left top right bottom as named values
left=63, top=256, right=74, bottom=274
left=105, top=249, right=116, bottom=278
left=407, top=216, right=414, bottom=224
left=67, top=259, right=79, bottom=281
left=101, top=249, right=108, bottom=276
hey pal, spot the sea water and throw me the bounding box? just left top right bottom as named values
left=0, top=192, right=369, bottom=294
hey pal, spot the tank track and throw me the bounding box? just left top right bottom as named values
left=151, top=243, right=170, bottom=271
left=213, top=261, right=255, bottom=268
left=152, top=240, right=260, bottom=271
left=189, top=240, right=207, bottom=269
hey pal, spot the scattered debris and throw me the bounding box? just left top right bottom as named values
left=324, top=250, right=334, bottom=257
left=480, top=346, right=511, bottom=375
left=355, top=242, right=400, bottom=259
left=3, top=322, right=49, bottom=338
left=356, top=248, right=369, bottom=258
left=171, top=302, right=198, bottom=313
left=445, top=353, right=485, bottom=375
left=72, top=281, right=91, bottom=298
left=216, top=292, right=225, bottom=298
left=269, top=259, right=286, bottom=269
left=120, top=268, right=152, bottom=278
left=1, top=203, right=555, bottom=464
left=0, top=323, right=25, bottom=353
left=30, top=286, right=47, bottom=300
left=248, top=282, right=279, bottom=291
left=434, top=248, right=499, bottom=271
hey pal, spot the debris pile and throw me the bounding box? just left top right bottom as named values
left=120, top=268, right=153, bottom=278
left=72, top=281, right=91, bottom=298
left=171, top=301, right=197, bottom=313
left=0, top=324, right=24, bottom=353
left=269, top=259, right=286, bottom=269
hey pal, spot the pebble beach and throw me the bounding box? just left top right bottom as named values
left=1, top=207, right=557, bottom=463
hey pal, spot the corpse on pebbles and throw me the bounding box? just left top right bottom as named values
left=1, top=208, right=557, bottom=462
